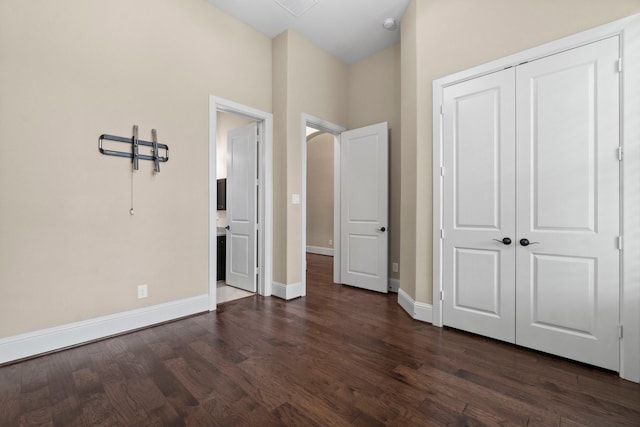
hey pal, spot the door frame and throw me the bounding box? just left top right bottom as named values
left=301, top=113, right=346, bottom=296
left=432, top=14, right=640, bottom=382
left=209, top=95, right=273, bottom=309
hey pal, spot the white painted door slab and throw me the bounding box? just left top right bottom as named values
left=340, top=122, right=388, bottom=293
left=442, top=68, right=517, bottom=343
left=515, top=37, right=620, bottom=370
left=226, top=123, right=257, bottom=293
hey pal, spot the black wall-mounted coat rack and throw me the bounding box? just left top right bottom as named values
left=98, top=125, right=169, bottom=172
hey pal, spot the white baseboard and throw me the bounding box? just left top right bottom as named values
left=0, top=294, right=209, bottom=365
left=306, top=246, right=334, bottom=256
left=398, top=289, right=433, bottom=323
left=272, top=281, right=304, bottom=300
left=388, top=278, right=400, bottom=293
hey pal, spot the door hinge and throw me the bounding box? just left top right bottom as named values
left=618, top=236, right=623, bottom=251
left=440, top=105, right=444, bottom=115
left=618, top=325, right=623, bottom=339
left=617, top=147, right=623, bottom=161
left=440, top=166, right=445, bottom=176
left=440, top=290, right=445, bottom=301
left=440, top=228, right=445, bottom=239
left=617, top=58, right=623, bottom=73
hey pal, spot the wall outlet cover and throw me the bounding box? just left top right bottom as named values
left=137, top=284, right=148, bottom=299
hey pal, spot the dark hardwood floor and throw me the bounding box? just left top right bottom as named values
left=1, top=253, right=639, bottom=426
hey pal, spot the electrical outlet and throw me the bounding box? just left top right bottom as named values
left=329, top=239, right=333, bottom=246
left=392, top=262, right=399, bottom=273
left=137, top=284, right=148, bottom=299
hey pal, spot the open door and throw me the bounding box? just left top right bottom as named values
left=340, top=122, right=389, bottom=293
left=226, top=122, right=258, bottom=293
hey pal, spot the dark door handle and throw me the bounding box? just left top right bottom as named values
left=519, top=238, right=540, bottom=246
left=492, top=237, right=512, bottom=245
left=376, top=227, right=386, bottom=232
left=225, top=225, right=230, bottom=230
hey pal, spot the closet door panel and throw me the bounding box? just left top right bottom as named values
left=515, top=36, right=620, bottom=371
left=442, top=68, right=516, bottom=343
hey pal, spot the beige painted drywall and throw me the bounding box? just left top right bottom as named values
left=400, top=0, right=418, bottom=300
left=0, top=0, right=271, bottom=337
left=272, top=32, right=289, bottom=284
left=400, top=0, right=640, bottom=303
left=348, top=45, right=401, bottom=281
left=306, top=132, right=334, bottom=249
left=272, top=29, right=349, bottom=285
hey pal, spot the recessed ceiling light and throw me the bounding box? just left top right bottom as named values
left=273, top=0, right=319, bottom=17
left=383, top=18, right=398, bottom=31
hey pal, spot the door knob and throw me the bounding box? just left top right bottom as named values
left=492, top=237, right=512, bottom=245
left=376, top=227, right=386, bottom=232
left=519, top=238, right=539, bottom=246
left=225, top=225, right=230, bottom=230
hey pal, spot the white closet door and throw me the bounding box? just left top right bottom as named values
left=442, top=68, right=517, bottom=343
left=515, top=37, right=620, bottom=370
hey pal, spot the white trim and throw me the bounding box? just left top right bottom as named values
left=432, top=14, right=640, bottom=382
left=301, top=113, right=346, bottom=297
left=306, top=246, right=334, bottom=256
left=388, top=278, right=400, bottom=293
left=271, top=282, right=304, bottom=300
left=0, top=295, right=208, bottom=364
left=414, top=301, right=433, bottom=324
left=398, top=289, right=432, bottom=323
left=209, top=96, right=273, bottom=311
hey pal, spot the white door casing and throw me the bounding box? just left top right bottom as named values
left=515, top=36, right=620, bottom=371
left=226, top=123, right=258, bottom=292
left=442, top=68, right=517, bottom=343
left=340, top=122, right=389, bottom=293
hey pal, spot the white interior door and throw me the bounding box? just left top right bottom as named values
left=340, top=122, right=388, bottom=293
left=226, top=122, right=257, bottom=292
left=515, top=36, right=620, bottom=370
left=442, top=68, right=517, bottom=343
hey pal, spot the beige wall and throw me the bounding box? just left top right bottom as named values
left=272, top=32, right=289, bottom=284
left=348, top=45, right=401, bottom=280
left=0, top=0, right=271, bottom=337
left=273, top=30, right=349, bottom=285
left=306, top=132, right=334, bottom=249
left=400, top=0, right=640, bottom=303
left=400, top=1, right=418, bottom=299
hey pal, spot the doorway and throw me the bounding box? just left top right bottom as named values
left=305, top=128, right=335, bottom=291
left=301, top=114, right=390, bottom=296
left=301, top=114, right=345, bottom=296
left=209, top=96, right=273, bottom=310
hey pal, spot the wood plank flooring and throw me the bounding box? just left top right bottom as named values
left=1, top=253, right=639, bottom=426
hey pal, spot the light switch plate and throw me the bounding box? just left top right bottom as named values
left=292, top=194, right=300, bottom=204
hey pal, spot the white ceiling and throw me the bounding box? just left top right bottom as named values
left=206, top=0, right=411, bottom=64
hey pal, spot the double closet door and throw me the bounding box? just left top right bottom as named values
left=442, top=36, right=620, bottom=371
